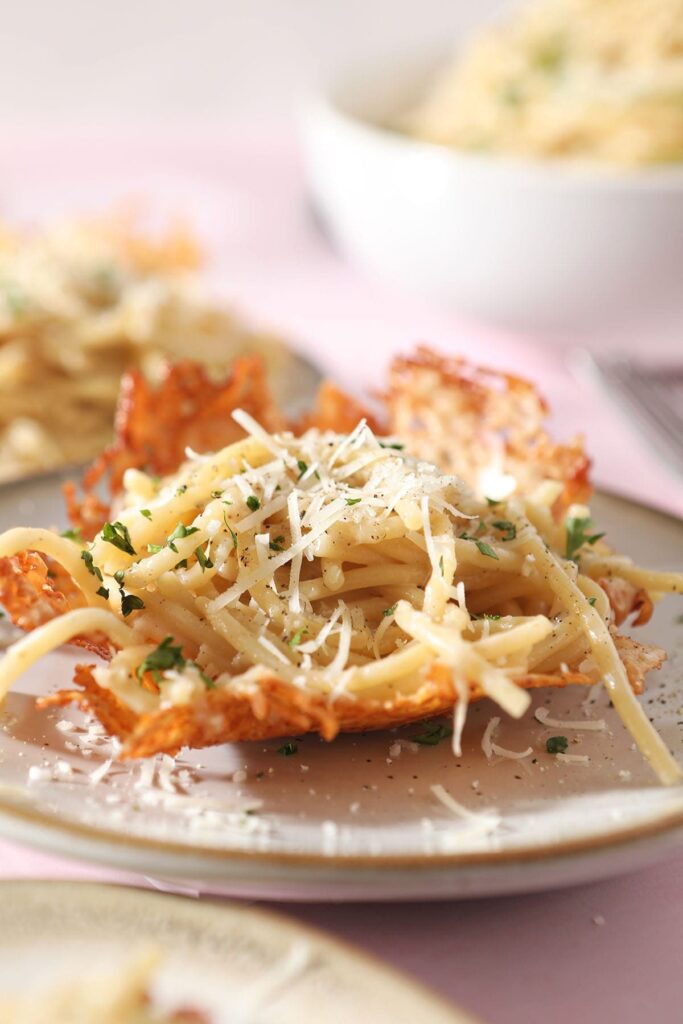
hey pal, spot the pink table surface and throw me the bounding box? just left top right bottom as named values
left=0, top=122, right=682, bottom=1023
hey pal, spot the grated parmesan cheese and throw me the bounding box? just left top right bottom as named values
left=535, top=707, right=606, bottom=731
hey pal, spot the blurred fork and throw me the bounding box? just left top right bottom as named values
left=574, top=351, right=683, bottom=481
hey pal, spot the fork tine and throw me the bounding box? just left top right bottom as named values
left=612, top=363, right=683, bottom=448
left=578, top=352, right=683, bottom=481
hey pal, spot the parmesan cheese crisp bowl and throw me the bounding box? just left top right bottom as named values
left=300, top=50, right=683, bottom=340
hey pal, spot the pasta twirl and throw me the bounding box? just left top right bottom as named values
left=0, top=409, right=680, bottom=784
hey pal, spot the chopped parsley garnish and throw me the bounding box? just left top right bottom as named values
left=546, top=735, right=569, bottom=755
left=223, top=512, right=238, bottom=549
left=136, top=636, right=214, bottom=689
left=120, top=592, right=145, bottom=617
left=296, top=460, right=308, bottom=479
left=81, top=550, right=103, bottom=582
left=277, top=741, right=298, bottom=756
left=60, top=527, right=83, bottom=543
left=195, top=546, right=213, bottom=571
left=473, top=613, right=501, bottom=620
left=167, top=521, right=199, bottom=552
left=565, top=516, right=605, bottom=562
left=147, top=543, right=163, bottom=554
left=210, top=490, right=223, bottom=499
left=379, top=441, right=405, bottom=450
left=175, top=559, right=188, bottom=570
left=136, top=636, right=185, bottom=681
left=413, top=721, right=452, bottom=746
left=176, top=485, right=188, bottom=496
left=346, top=498, right=361, bottom=506
left=113, top=569, right=126, bottom=586
left=96, top=586, right=109, bottom=599
left=102, top=521, right=136, bottom=556
left=588, top=596, right=597, bottom=607
left=246, top=495, right=260, bottom=512
left=439, top=554, right=444, bottom=575
left=383, top=603, right=398, bottom=617
left=269, top=535, right=285, bottom=552
left=289, top=627, right=307, bottom=648
left=475, top=540, right=498, bottom=560
left=485, top=497, right=501, bottom=507
left=140, top=509, right=152, bottom=520
left=492, top=520, right=516, bottom=542
left=459, top=533, right=499, bottom=559
left=533, top=34, right=567, bottom=75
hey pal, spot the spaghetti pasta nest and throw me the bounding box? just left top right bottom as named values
left=0, top=404, right=680, bottom=784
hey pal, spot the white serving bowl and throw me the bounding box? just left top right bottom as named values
left=300, top=53, right=683, bottom=341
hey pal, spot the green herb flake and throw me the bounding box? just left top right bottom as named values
left=140, top=509, right=152, bottom=520
left=113, top=569, right=126, bottom=586
left=383, top=603, right=398, bottom=618
left=136, top=636, right=185, bottom=681
left=195, top=546, right=214, bottom=571
left=459, top=532, right=499, bottom=559
left=60, top=527, right=83, bottom=544
left=546, top=735, right=569, bottom=755
left=224, top=512, right=238, bottom=550
left=2, top=280, right=28, bottom=317
left=565, top=517, right=605, bottom=562
left=588, top=597, right=597, bottom=607
left=147, top=543, right=163, bottom=554
left=296, top=460, right=308, bottom=480
left=500, top=81, right=523, bottom=107
left=485, top=497, right=501, bottom=507
left=81, top=550, right=103, bottom=582
left=475, top=539, right=499, bottom=560
left=439, top=554, right=444, bottom=575
left=191, top=663, right=215, bottom=689
left=167, top=521, right=199, bottom=553
left=95, top=586, right=109, bottom=599
left=120, top=592, right=145, bottom=617
left=346, top=498, right=362, bottom=506
left=533, top=34, right=567, bottom=75
left=412, top=722, right=452, bottom=746
left=289, top=628, right=307, bottom=648
left=269, top=535, right=285, bottom=552
left=492, top=520, right=517, bottom=542
left=102, top=520, right=136, bottom=556
left=379, top=441, right=405, bottom=450
left=175, top=485, right=188, bottom=496
left=210, top=490, right=223, bottom=500
left=246, top=495, right=260, bottom=512
left=277, top=741, right=298, bottom=757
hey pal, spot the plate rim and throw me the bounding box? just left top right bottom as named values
left=0, top=489, right=681, bottom=881
left=0, top=878, right=475, bottom=1023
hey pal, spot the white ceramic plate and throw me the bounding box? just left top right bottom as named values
left=0, top=476, right=682, bottom=899
left=0, top=880, right=469, bottom=1023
